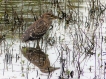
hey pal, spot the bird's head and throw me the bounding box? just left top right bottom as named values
left=41, top=12, right=58, bottom=20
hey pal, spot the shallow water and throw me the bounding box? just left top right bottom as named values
left=0, top=0, right=106, bottom=79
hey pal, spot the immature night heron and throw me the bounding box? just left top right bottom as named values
left=22, top=13, right=57, bottom=49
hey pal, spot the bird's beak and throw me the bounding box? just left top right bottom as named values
left=54, top=16, right=59, bottom=19
left=51, top=15, right=59, bottom=19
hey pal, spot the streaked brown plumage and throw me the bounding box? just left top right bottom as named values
left=21, top=47, right=60, bottom=73
left=22, top=13, right=56, bottom=42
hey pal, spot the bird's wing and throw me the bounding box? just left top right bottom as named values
left=32, top=19, right=49, bottom=36
left=22, top=19, right=49, bottom=42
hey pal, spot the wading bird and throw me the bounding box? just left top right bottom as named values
left=22, top=12, right=57, bottom=49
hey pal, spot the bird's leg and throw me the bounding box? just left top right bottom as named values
left=33, top=41, right=36, bottom=48
left=36, top=39, right=40, bottom=50
left=41, top=37, right=43, bottom=49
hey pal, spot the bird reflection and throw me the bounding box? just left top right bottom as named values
left=21, top=47, right=59, bottom=73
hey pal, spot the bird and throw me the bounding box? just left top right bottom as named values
left=22, top=12, right=57, bottom=49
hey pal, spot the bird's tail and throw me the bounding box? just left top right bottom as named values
left=21, top=33, right=30, bottom=42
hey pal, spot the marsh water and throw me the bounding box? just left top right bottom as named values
left=0, top=0, right=106, bottom=79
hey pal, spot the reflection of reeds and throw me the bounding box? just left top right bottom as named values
left=21, top=47, right=59, bottom=73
